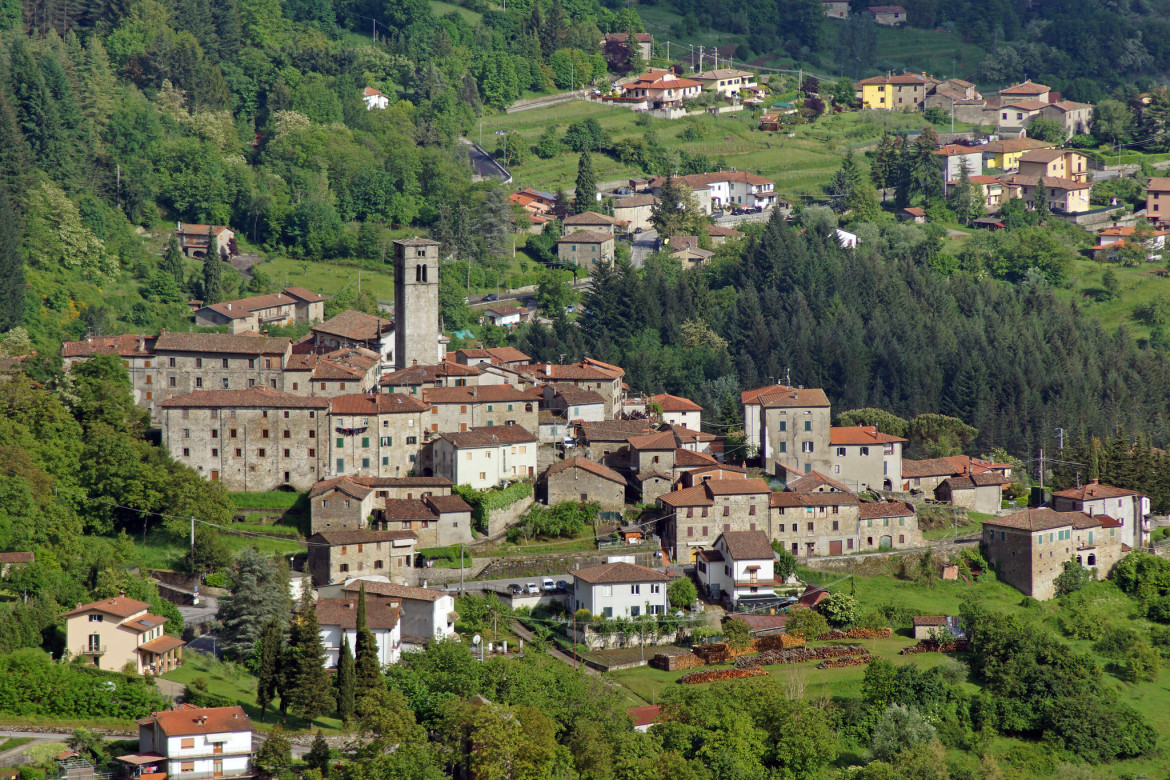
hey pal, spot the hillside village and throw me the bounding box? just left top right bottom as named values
left=10, top=0, right=1170, bottom=777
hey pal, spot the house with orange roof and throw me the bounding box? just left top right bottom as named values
left=1051, top=479, right=1150, bottom=549
left=62, top=596, right=184, bottom=675
left=194, top=287, right=326, bottom=334
left=856, top=72, right=931, bottom=110
left=120, top=705, right=251, bottom=780
left=982, top=508, right=1125, bottom=599
left=1093, top=225, right=1168, bottom=262
left=932, top=143, right=983, bottom=180
left=934, top=471, right=1009, bottom=514
left=1148, top=177, right=1170, bottom=225
left=997, top=79, right=1052, bottom=103
left=649, top=393, right=702, bottom=429
left=362, top=86, right=388, bottom=110
left=947, top=174, right=1007, bottom=211
left=175, top=223, right=236, bottom=259
left=658, top=477, right=772, bottom=562
left=866, top=5, right=906, bottom=25
left=647, top=171, right=777, bottom=213
left=619, top=69, right=703, bottom=109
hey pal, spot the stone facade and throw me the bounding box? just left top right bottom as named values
left=377, top=494, right=473, bottom=549
left=658, top=478, right=773, bottom=563
left=828, top=426, right=905, bottom=492
left=309, top=476, right=454, bottom=534
left=982, top=508, right=1125, bottom=600
left=62, top=335, right=158, bottom=415
left=394, top=238, right=442, bottom=370
left=858, top=500, right=922, bottom=551
left=421, top=385, right=538, bottom=435
left=754, top=387, right=833, bottom=477
left=542, top=456, right=626, bottom=511
left=935, top=473, right=1005, bottom=514
left=770, top=492, right=863, bottom=557
left=307, top=529, right=417, bottom=586
left=194, top=288, right=325, bottom=334
left=328, top=393, right=429, bottom=480
left=159, top=387, right=330, bottom=491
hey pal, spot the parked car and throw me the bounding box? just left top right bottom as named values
left=556, top=580, right=570, bottom=591
left=542, top=578, right=556, bottom=592
left=711, top=210, right=725, bottom=218
left=565, top=304, right=575, bottom=313
left=508, top=583, right=523, bottom=595
left=483, top=293, right=499, bottom=302
left=731, top=207, right=745, bottom=215
left=526, top=582, right=540, bottom=595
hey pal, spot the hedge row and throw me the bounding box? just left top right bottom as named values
left=453, top=482, right=533, bottom=531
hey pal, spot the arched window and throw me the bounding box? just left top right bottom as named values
left=415, top=264, right=422, bottom=282
left=524, top=403, right=533, bottom=412
left=1088, top=553, right=1096, bottom=566
left=422, top=264, right=428, bottom=282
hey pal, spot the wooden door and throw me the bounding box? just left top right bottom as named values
left=829, top=540, right=842, bottom=555
left=213, top=761, right=223, bottom=778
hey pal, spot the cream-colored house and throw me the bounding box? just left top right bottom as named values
left=62, top=596, right=184, bottom=675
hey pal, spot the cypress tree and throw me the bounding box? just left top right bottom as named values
left=202, top=252, right=225, bottom=303
left=572, top=150, right=597, bottom=215
left=353, top=584, right=381, bottom=700
left=162, top=236, right=185, bottom=286
left=284, top=586, right=331, bottom=720
left=335, top=634, right=355, bottom=722
left=255, top=617, right=282, bottom=722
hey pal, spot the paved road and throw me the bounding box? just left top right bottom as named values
left=186, top=633, right=222, bottom=658
left=460, top=139, right=512, bottom=184
left=511, top=620, right=599, bottom=675
left=176, top=593, right=218, bottom=628
left=629, top=229, right=659, bottom=268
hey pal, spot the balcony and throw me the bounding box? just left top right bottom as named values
left=168, top=749, right=251, bottom=760
left=172, top=771, right=254, bottom=780
left=83, top=645, right=107, bottom=655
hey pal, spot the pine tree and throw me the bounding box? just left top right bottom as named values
left=870, top=132, right=894, bottom=195
left=335, top=634, right=355, bottom=722
left=284, top=585, right=331, bottom=720
left=255, top=617, right=282, bottom=722
left=572, top=150, right=597, bottom=215
left=202, top=252, right=225, bottom=303
left=893, top=135, right=912, bottom=209
left=1034, top=180, right=1050, bottom=219
left=77, top=37, right=118, bottom=132
left=0, top=190, right=25, bottom=331
left=305, top=732, right=330, bottom=775
left=163, top=236, right=185, bottom=286
left=353, top=584, right=381, bottom=700
left=948, top=164, right=982, bottom=226
left=216, top=548, right=289, bottom=662
left=539, top=0, right=566, bottom=58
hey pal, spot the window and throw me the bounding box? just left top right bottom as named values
left=212, top=448, right=218, bottom=457
left=406, top=436, right=417, bottom=444
left=860, top=446, right=869, bottom=456
left=210, top=429, right=218, bottom=439
left=807, top=522, right=814, bottom=531
left=804, top=420, right=812, bottom=431
left=631, top=584, right=641, bottom=595
left=687, top=526, right=694, bottom=537
left=336, top=437, right=343, bottom=448
left=362, top=457, right=370, bottom=468
left=182, top=448, right=189, bottom=457
left=836, top=447, right=846, bottom=456
left=801, top=441, right=814, bottom=453
left=749, top=504, right=756, bottom=515
left=235, top=448, right=242, bottom=456
left=382, top=456, right=388, bottom=466
left=779, top=442, right=787, bottom=453
left=248, top=359, right=255, bottom=369
left=183, top=428, right=190, bottom=438
left=308, top=430, right=315, bottom=439
left=195, top=358, right=203, bottom=368
left=337, top=458, right=344, bottom=472
left=181, top=739, right=195, bottom=750
left=308, top=448, right=315, bottom=457
left=832, top=520, right=839, bottom=531
left=723, top=506, right=730, bottom=517
left=701, top=525, right=708, bottom=536
left=168, top=377, right=176, bottom=387
left=195, top=377, right=203, bottom=388
left=362, top=437, right=370, bottom=448
left=339, top=563, right=349, bottom=573
left=88, top=614, right=103, bottom=622
left=282, top=448, right=289, bottom=458
left=168, top=357, right=176, bottom=368
left=603, top=585, right=613, bottom=597
left=257, top=448, right=266, bottom=457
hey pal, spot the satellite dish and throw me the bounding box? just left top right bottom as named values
left=472, top=634, right=481, bottom=645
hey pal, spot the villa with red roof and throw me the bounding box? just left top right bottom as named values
left=62, top=596, right=184, bottom=675
left=1051, top=480, right=1151, bottom=549
left=194, top=287, right=325, bottom=334
left=619, top=69, right=703, bottom=109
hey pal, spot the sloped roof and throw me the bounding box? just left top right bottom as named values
left=379, top=362, right=481, bottom=387
left=309, top=475, right=452, bottom=498
left=154, top=332, right=290, bottom=355
left=341, top=580, right=448, bottom=601
left=63, top=596, right=149, bottom=619
left=940, top=472, right=1008, bottom=489
left=983, top=507, right=1100, bottom=532
left=982, top=138, right=1055, bottom=154
left=705, top=477, right=770, bottom=495
left=159, top=387, right=330, bottom=409
left=572, top=561, right=670, bottom=584
left=997, top=173, right=1092, bottom=191
left=615, top=194, right=657, bottom=208
left=859, top=500, right=915, bottom=519
left=563, top=211, right=616, bottom=226
left=543, top=456, right=626, bottom=486
left=423, top=385, right=533, bottom=404
left=312, top=310, right=393, bottom=341
left=198, top=288, right=325, bottom=320
left=787, top=470, right=854, bottom=495
left=1018, top=149, right=1072, bottom=163
left=657, top=484, right=713, bottom=507
left=439, top=425, right=537, bottom=448
left=309, top=529, right=417, bottom=545
left=1052, top=480, right=1141, bottom=501
left=673, top=449, right=719, bottom=467
left=143, top=706, right=249, bottom=737
left=719, top=530, right=774, bottom=560
left=999, top=79, right=1050, bottom=95
left=830, top=425, right=906, bottom=445
left=63, top=334, right=154, bottom=358
left=770, top=492, right=860, bottom=508
left=315, top=597, right=400, bottom=630
left=557, top=230, right=614, bottom=245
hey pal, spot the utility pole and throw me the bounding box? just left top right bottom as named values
left=1057, top=427, right=1065, bottom=453
left=698, top=46, right=704, bottom=72
left=666, top=41, right=669, bottom=62
left=190, top=516, right=196, bottom=558
left=1038, top=448, right=1045, bottom=496
left=460, top=545, right=465, bottom=594
left=689, top=45, right=694, bottom=69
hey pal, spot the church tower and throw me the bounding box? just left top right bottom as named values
left=393, top=238, right=441, bottom=370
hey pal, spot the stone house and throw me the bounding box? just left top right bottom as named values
left=563, top=211, right=617, bottom=235
left=996, top=173, right=1091, bottom=214
left=377, top=494, right=473, bottom=549
left=981, top=508, right=1125, bottom=600
left=61, top=596, right=183, bottom=675
left=600, top=32, right=652, bottom=61
left=696, top=530, right=776, bottom=607
left=328, top=392, right=429, bottom=480
left=570, top=562, right=669, bottom=618
left=306, top=529, right=417, bottom=586
left=658, top=477, right=772, bottom=562
left=1039, top=100, right=1093, bottom=140
left=518, top=359, right=625, bottom=418
left=541, top=456, right=626, bottom=511
left=451, top=346, right=532, bottom=369
left=829, top=425, right=905, bottom=491
left=742, top=384, right=832, bottom=477
left=706, top=225, right=744, bottom=245
left=379, top=361, right=484, bottom=396
left=934, top=472, right=1007, bottom=514
left=159, top=387, right=330, bottom=491
left=557, top=231, right=615, bottom=272
left=0, top=551, right=33, bottom=577
left=193, top=287, right=325, bottom=333
left=482, top=305, right=530, bottom=328
left=770, top=488, right=863, bottom=557
left=1051, top=480, right=1151, bottom=550
left=429, top=425, right=538, bottom=488
left=421, top=384, right=537, bottom=434
left=543, top=383, right=607, bottom=422
left=901, top=455, right=1013, bottom=493
left=283, top=348, right=381, bottom=397
left=577, top=419, right=657, bottom=462
left=62, top=334, right=158, bottom=415
left=315, top=595, right=401, bottom=667
left=152, top=330, right=292, bottom=404
left=176, top=223, right=235, bottom=258
left=821, top=0, right=849, bottom=18
left=634, top=470, right=673, bottom=505
left=858, top=499, right=921, bottom=550
left=309, top=475, right=454, bottom=534
left=339, top=580, right=458, bottom=646
left=866, top=4, right=906, bottom=24
left=311, top=310, right=395, bottom=369
left=613, top=194, right=657, bottom=233
left=912, top=615, right=964, bottom=640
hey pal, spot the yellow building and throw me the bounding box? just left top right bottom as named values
left=980, top=138, right=1055, bottom=171
left=62, top=595, right=184, bottom=675
left=856, top=73, right=931, bottom=110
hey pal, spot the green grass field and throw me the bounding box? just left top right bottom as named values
left=1058, top=255, right=1170, bottom=342
left=252, top=255, right=397, bottom=307
left=133, top=524, right=306, bottom=571
left=483, top=103, right=935, bottom=198
left=430, top=0, right=483, bottom=23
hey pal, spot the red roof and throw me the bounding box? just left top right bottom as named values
left=142, top=706, right=249, bottom=737
left=329, top=393, right=429, bottom=415
left=999, top=80, right=1050, bottom=95
left=627, top=705, right=662, bottom=728
left=63, top=596, right=149, bottom=619
left=1051, top=480, right=1140, bottom=501
left=829, top=425, right=906, bottom=445
left=159, top=387, right=330, bottom=409
left=543, top=456, right=626, bottom=486
left=650, top=393, right=702, bottom=412
left=63, top=334, right=154, bottom=359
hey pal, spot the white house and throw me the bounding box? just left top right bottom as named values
left=544, top=383, right=607, bottom=423
left=363, top=87, right=389, bottom=110
left=649, top=171, right=777, bottom=213
left=482, top=306, right=525, bottom=327
left=316, top=595, right=402, bottom=668
left=571, top=561, right=670, bottom=618
left=340, top=579, right=458, bottom=648
left=696, top=530, right=776, bottom=607
left=933, top=144, right=983, bottom=181
left=1051, top=480, right=1152, bottom=549
left=836, top=228, right=858, bottom=249
left=120, top=706, right=252, bottom=780
left=431, top=425, right=538, bottom=488
left=649, top=393, right=702, bottom=430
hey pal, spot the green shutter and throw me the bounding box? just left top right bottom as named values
left=362, top=437, right=369, bottom=448
left=336, top=437, right=343, bottom=448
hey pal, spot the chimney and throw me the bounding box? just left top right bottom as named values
left=138, top=335, right=145, bottom=352
left=227, top=303, right=231, bottom=310
left=545, top=364, right=551, bottom=377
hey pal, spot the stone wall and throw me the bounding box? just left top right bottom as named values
left=486, top=495, right=535, bottom=539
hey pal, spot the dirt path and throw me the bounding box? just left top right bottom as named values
left=511, top=620, right=600, bottom=676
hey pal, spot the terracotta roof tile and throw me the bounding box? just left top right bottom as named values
left=154, top=332, right=290, bottom=355
left=159, top=387, right=330, bottom=409
left=439, top=425, right=537, bottom=448
left=982, top=138, right=1055, bottom=154
left=312, top=310, right=393, bottom=341
left=615, top=194, right=657, bottom=208
left=657, top=484, right=713, bottom=507
left=940, top=472, right=1008, bottom=489
left=572, top=561, right=670, bottom=584
left=329, top=393, right=429, bottom=415
left=673, top=449, right=719, bottom=467
left=859, top=500, right=915, bottom=519
left=999, top=80, right=1050, bottom=95
left=199, top=288, right=324, bottom=319
left=425, top=494, right=473, bottom=514
left=63, top=334, right=155, bottom=358
left=650, top=393, right=702, bottom=412
left=830, top=425, right=906, bottom=445
left=309, top=529, right=417, bottom=545
left=341, top=580, right=448, bottom=601
left=423, top=385, right=533, bottom=404
left=143, top=707, right=249, bottom=737
left=705, top=478, right=770, bottom=496
left=0, top=551, right=34, bottom=564
left=1052, top=481, right=1140, bottom=500
left=543, top=456, right=626, bottom=485
left=315, top=597, right=400, bottom=630
left=62, top=596, right=149, bottom=619
left=309, top=475, right=451, bottom=498
left=550, top=383, right=606, bottom=405
left=770, top=492, right=860, bottom=508
left=982, top=507, right=1098, bottom=532
left=719, top=530, right=774, bottom=560
left=563, top=211, right=617, bottom=226
left=557, top=230, right=614, bottom=245
left=787, top=470, right=854, bottom=495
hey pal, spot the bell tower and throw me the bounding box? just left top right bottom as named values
left=393, top=238, right=441, bottom=371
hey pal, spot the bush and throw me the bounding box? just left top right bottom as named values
left=454, top=482, right=534, bottom=535
left=668, top=577, right=697, bottom=608
left=418, top=545, right=471, bottom=569
left=820, top=593, right=860, bottom=628
left=204, top=571, right=232, bottom=588
left=1125, top=641, right=1161, bottom=683
left=785, top=608, right=829, bottom=642
left=933, top=657, right=969, bottom=685
left=507, top=500, right=597, bottom=542
left=1094, top=626, right=1141, bottom=659
left=1054, top=559, right=1091, bottom=596
left=871, top=704, right=936, bottom=762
